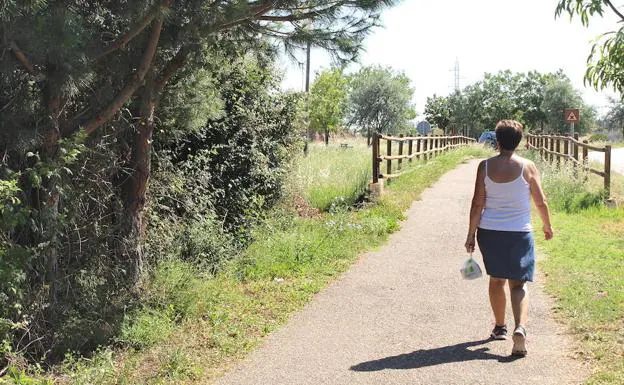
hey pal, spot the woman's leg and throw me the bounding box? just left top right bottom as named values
left=489, top=277, right=507, bottom=325
left=508, top=279, right=528, bottom=327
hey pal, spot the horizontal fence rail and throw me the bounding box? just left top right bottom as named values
left=372, top=133, right=476, bottom=183
left=526, top=133, right=611, bottom=196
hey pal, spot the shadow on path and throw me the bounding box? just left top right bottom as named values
left=350, top=339, right=522, bottom=372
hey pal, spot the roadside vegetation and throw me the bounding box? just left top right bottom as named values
left=524, top=150, right=624, bottom=384
left=0, top=144, right=489, bottom=384
left=292, top=141, right=371, bottom=211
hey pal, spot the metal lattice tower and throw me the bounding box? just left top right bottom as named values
left=452, top=58, right=460, bottom=91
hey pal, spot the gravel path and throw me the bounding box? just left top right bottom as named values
left=589, top=147, right=624, bottom=175
left=213, top=159, right=587, bottom=385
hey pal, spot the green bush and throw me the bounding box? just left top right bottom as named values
left=563, top=191, right=607, bottom=213
left=588, top=133, right=608, bottom=142
left=0, top=174, right=31, bottom=365
left=0, top=47, right=304, bottom=362
left=0, top=367, right=53, bottom=385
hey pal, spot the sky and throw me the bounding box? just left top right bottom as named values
left=278, top=0, right=620, bottom=117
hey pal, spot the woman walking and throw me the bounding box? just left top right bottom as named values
left=465, top=120, right=554, bottom=357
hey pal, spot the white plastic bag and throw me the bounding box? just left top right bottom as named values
left=460, top=254, right=483, bottom=280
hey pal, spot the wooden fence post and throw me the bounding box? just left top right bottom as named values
left=372, top=132, right=379, bottom=184
left=423, top=136, right=429, bottom=161
left=408, top=138, right=413, bottom=163
left=549, top=137, right=555, bottom=163
left=555, top=138, right=561, bottom=167
left=605, top=145, right=612, bottom=197
left=563, top=138, right=569, bottom=164
left=386, top=138, right=392, bottom=176
left=573, top=133, right=579, bottom=178
left=416, top=138, right=421, bottom=161
left=398, top=134, right=404, bottom=170
left=582, top=140, right=588, bottom=165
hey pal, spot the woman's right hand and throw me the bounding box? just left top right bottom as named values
left=543, top=225, right=554, bottom=240
left=465, top=232, right=476, bottom=253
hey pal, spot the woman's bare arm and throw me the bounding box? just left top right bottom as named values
left=465, top=161, right=486, bottom=252
left=526, top=161, right=554, bottom=240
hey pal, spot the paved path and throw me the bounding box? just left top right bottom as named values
left=590, top=147, right=624, bottom=174
left=213, top=160, right=587, bottom=385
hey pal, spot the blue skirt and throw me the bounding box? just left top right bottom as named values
left=476, top=228, right=535, bottom=282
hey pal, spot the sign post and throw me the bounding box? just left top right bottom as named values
left=565, top=108, right=580, bottom=136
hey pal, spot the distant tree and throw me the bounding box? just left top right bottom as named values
left=479, top=71, right=522, bottom=130
left=515, top=71, right=549, bottom=132
left=348, top=66, right=416, bottom=144
left=424, top=94, right=451, bottom=132
left=309, top=69, right=349, bottom=145
left=441, top=70, right=595, bottom=136
left=604, top=96, right=624, bottom=138
left=556, top=0, right=624, bottom=93
left=541, top=75, right=595, bottom=133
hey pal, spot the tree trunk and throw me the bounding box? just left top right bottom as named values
left=42, top=86, right=62, bottom=322
left=122, top=73, right=156, bottom=285
left=367, top=127, right=371, bottom=146
left=325, top=129, right=329, bottom=146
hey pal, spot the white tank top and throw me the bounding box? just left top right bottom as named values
left=480, top=160, right=532, bottom=232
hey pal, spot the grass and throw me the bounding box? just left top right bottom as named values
left=525, top=151, right=624, bottom=384
left=535, top=207, right=624, bottom=384
left=23, top=144, right=489, bottom=385
left=292, top=140, right=370, bottom=211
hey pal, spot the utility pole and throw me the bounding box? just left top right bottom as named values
left=305, top=42, right=311, bottom=93
left=303, top=42, right=312, bottom=156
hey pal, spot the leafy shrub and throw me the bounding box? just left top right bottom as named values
left=0, top=173, right=31, bottom=365
left=562, top=191, right=607, bottom=213
left=154, top=52, right=303, bottom=234
left=0, top=367, right=53, bottom=385
left=60, top=349, right=118, bottom=385
left=588, top=133, right=608, bottom=142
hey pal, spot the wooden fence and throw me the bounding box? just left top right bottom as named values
left=372, top=133, right=476, bottom=183
left=526, top=133, right=612, bottom=196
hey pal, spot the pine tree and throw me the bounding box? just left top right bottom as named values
left=1, top=0, right=399, bottom=343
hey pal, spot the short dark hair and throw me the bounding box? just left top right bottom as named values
left=495, top=120, right=523, bottom=151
